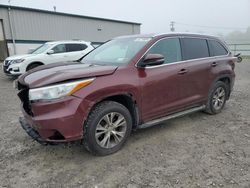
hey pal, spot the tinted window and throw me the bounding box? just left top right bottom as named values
left=66, top=44, right=88, bottom=52
left=208, top=40, right=228, bottom=56
left=147, top=38, right=182, bottom=64
left=182, top=38, right=209, bottom=60
left=52, top=44, right=66, bottom=54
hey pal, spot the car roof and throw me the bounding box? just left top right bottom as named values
left=115, top=32, right=221, bottom=41
left=45, top=40, right=91, bottom=45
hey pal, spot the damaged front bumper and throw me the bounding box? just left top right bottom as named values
left=19, top=117, right=48, bottom=145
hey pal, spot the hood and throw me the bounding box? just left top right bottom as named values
left=18, top=62, right=118, bottom=88
left=6, top=54, right=37, bottom=60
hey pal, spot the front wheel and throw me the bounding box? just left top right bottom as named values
left=205, top=81, right=229, bottom=114
left=83, top=101, right=132, bottom=156
left=26, top=63, right=42, bottom=71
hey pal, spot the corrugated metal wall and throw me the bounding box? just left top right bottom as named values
left=0, top=8, right=10, bottom=39
left=0, top=7, right=140, bottom=42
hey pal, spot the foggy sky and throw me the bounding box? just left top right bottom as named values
left=0, top=0, right=249, bottom=35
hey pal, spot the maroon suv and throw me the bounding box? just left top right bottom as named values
left=17, top=33, right=236, bottom=155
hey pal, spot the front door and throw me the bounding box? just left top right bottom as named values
left=45, top=44, right=70, bottom=64
left=139, top=37, right=192, bottom=122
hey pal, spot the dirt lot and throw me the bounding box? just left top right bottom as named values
left=0, top=61, right=249, bottom=188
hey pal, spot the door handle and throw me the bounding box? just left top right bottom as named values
left=211, top=62, right=217, bottom=67
left=178, top=69, right=188, bottom=75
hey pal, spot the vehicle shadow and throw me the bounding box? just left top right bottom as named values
left=40, top=111, right=205, bottom=159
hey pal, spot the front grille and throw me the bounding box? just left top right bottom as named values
left=3, top=60, right=11, bottom=74
left=17, top=83, right=33, bottom=116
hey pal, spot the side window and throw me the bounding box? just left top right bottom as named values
left=66, top=44, right=88, bottom=52
left=181, top=38, right=209, bottom=60
left=51, top=44, right=66, bottom=54
left=208, top=40, right=228, bottom=56
left=147, top=38, right=182, bottom=64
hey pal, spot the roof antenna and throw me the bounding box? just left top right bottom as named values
left=53, top=6, right=56, bottom=12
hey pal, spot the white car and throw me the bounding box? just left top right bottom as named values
left=2, top=40, right=94, bottom=76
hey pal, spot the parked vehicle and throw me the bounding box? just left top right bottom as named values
left=17, top=33, right=237, bottom=155
left=3, top=40, right=94, bottom=76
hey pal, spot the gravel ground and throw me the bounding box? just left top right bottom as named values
left=0, top=61, right=249, bottom=188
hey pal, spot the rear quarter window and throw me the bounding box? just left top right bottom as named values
left=208, top=40, right=228, bottom=56
left=181, top=38, right=209, bottom=60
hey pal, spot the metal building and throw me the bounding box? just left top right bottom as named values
left=0, top=5, right=141, bottom=60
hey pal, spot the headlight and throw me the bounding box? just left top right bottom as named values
left=29, top=78, right=95, bottom=101
left=10, top=59, right=25, bottom=64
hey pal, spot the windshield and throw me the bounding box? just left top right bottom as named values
left=82, top=37, right=151, bottom=65
left=31, top=43, right=53, bottom=54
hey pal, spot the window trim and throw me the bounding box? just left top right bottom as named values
left=135, top=36, right=230, bottom=69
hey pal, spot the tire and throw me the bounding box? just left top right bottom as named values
left=205, top=81, right=229, bottom=115
left=83, top=101, right=132, bottom=156
left=26, top=63, right=42, bottom=71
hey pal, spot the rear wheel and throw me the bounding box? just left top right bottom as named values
left=83, top=101, right=132, bottom=155
left=205, top=81, right=228, bottom=114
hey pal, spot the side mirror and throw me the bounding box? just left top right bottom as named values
left=234, top=53, right=242, bottom=63
left=47, top=49, right=54, bottom=55
left=138, top=54, right=165, bottom=68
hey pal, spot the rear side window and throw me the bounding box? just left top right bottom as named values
left=66, top=44, right=88, bottom=52
left=147, top=38, right=182, bottom=64
left=181, top=38, right=209, bottom=60
left=208, top=40, right=228, bottom=56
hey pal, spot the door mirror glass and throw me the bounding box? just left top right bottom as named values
left=138, top=54, right=165, bottom=68
left=47, top=49, right=54, bottom=55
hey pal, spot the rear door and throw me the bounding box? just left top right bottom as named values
left=45, top=44, right=68, bottom=64
left=179, top=37, right=213, bottom=105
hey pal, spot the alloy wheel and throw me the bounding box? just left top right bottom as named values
left=95, top=112, right=127, bottom=149
left=212, top=87, right=226, bottom=111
